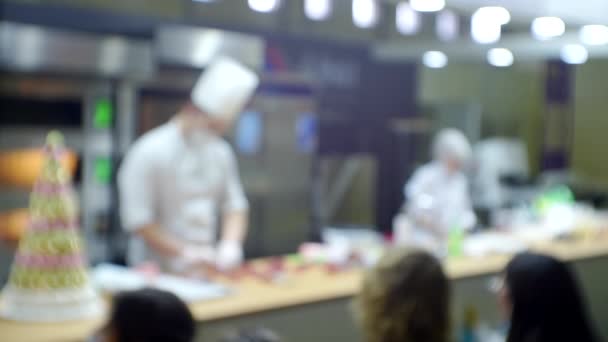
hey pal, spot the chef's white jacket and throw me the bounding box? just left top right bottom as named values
left=118, top=121, right=248, bottom=269
left=404, top=161, right=476, bottom=236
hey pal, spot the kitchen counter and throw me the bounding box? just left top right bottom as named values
left=2, top=236, right=608, bottom=342
left=191, top=236, right=608, bottom=321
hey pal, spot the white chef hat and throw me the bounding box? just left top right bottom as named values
left=191, top=56, right=260, bottom=121
left=433, top=128, right=472, bottom=164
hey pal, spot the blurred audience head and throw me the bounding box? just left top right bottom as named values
left=500, top=252, right=598, bottom=342
left=355, top=247, right=450, bottom=342
left=433, top=128, right=471, bottom=173
left=102, top=288, right=195, bottom=342
left=219, top=327, right=281, bottom=342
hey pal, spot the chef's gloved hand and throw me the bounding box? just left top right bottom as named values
left=170, top=245, right=215, bottom=273
left=215, top=239, right=243, bottom=272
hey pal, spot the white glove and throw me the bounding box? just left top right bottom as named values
left=215, top=240, right=243, bottom=271
left=170, top=245, right=215, bottom=273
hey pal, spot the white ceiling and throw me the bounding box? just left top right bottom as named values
left=446, top=0, right=608, bottom=25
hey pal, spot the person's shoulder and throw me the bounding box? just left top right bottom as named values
left=418, top=162, right=436, bottom=172
left=211, top=137, right=237, bottom=158
left=127, top=123, right=175, bottom=161
left=416, top=162, right=440, bottom=177
left=138, top=123, right=174, bottom=146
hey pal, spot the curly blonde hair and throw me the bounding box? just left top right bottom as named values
left=355, top=247, right=450, bottom=342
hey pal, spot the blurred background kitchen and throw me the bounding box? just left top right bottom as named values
left=0, top=0, right=608, bottom=270
left=0, top=0, right=607, bottom=303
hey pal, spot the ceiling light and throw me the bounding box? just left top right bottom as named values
left=471, top=18, right=501, bottom=44
left=353, top=0, right=379, bottom=29
left=531, top=17, right=565, bottom=40
left=487, top=48, right=514, bottom=67
left=305, top=0, right=332, bottom=21
left=561, top=44, right=588, bottom=64
left=410, top=0, right=445, bottom=13
left=580, top=25, right=608, bottom=45
left=423, top=51, right=448, bottom=68
left=436, top=9, right=459, bottom=41
left=471, top=7, right=510, bottom=44
left=475, top=6, right=510, bottom=25
left=248, top=0, right=281, bottom=13
left=396, top=2, right=421, bottom=35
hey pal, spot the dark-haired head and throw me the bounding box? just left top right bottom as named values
left=106, top=288, right=195, bottom=342
left=502, top=252, right=598, bottom=342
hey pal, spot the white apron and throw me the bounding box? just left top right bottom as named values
left=118, top=121, right=248, bottom=271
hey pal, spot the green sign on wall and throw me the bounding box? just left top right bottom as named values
left=94, top=157, right=112, bottom=184
left=94, top=98, right=113, bottom=129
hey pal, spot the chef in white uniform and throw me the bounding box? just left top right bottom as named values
left=118, top=57, right=259, bottom=273
left=395, top=128, right=476, bottom=250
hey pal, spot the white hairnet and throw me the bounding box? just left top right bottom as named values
left=433, top=128, right=472, bottom=164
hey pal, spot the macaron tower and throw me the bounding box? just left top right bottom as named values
left=0, top=131, right=102, bottom=321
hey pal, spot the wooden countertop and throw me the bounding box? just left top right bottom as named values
left=192, top=237, right=608, bottom=322
left=2, top=237, right=608, bottom=342
left=0, top=316, right=105, bottom=342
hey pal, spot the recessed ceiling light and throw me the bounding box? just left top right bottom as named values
left=396, top=2, right=421, bottom=35
left=487, top=48, right=514, bottom=67
left=305, top=0, right=332, bottom=21
left=436, top=9, right=459, bottom=41
left=248, top=0, right=281, bottom=13
left=561, top=44, right=588, bottom=64
left=423, top=51, right=448, bottom=68
left=471, top=7, right=510, bottom=44
left=531, top=17, right=565, bottom=40
left=410, top=0, right=445, bottom=13
left=476, top=6, right=510, bottom=25
left=471, top=19, right=501, bottom=44
left=580, top=25, right=608, bottom=45
left=353, top=0, right=379, bottom=29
